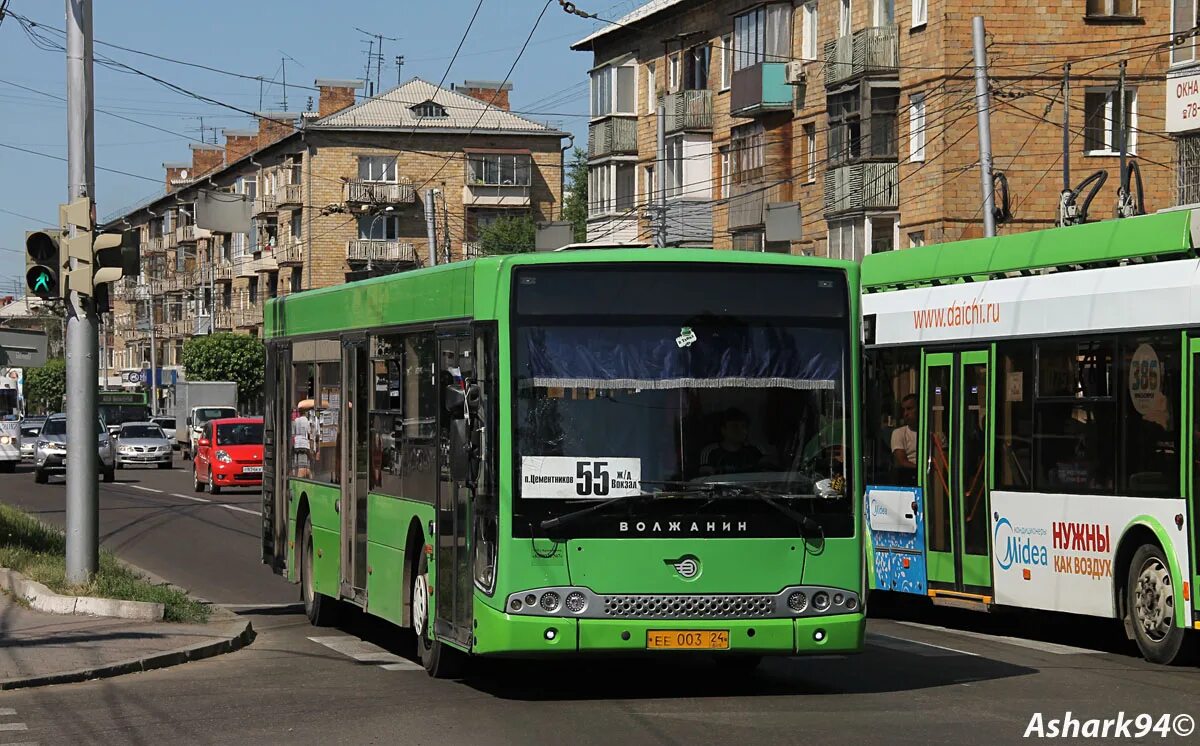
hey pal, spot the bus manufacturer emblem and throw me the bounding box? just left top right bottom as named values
left=667, top=556, right=700, bottom=579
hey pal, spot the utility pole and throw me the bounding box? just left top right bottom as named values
left=971, top=16, right=996, bottom=238
left=396, top=55, right=405, bottom=86
left=441, top=183, right=451, bottom=263
left=148, top=299, right=157, bottom=416
left=424, top=188, right=438, bottom=266
left=1062, top=63, right=1071, bottom=196
left=65, top=0, right=99, bottom=584
left=1116, top=60, right=1132, bottom=218
left=281, top=56, right=288, bottom=111
left=654, top=102, right=667, bottom=247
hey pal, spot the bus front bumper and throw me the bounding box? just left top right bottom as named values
left=470, top=600, right=865, bottom=657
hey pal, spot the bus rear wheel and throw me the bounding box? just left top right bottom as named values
left=301, top=516, right=338, bottom=627
left=1127, top=544, right=1186, bottom=665
left=414, top=553, right=464, bottom=679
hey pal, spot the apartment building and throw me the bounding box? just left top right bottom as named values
left=572, top=0, right=1177, bottom=257
left=104, top=78, right=567, bottom=384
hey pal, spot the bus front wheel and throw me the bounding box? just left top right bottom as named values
left=1127, top=543, right=1186, bottom=665
left=414, top=553, right=464, bottom=679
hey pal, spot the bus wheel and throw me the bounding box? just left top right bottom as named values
left=414, top=553, right=464, bottom=679
left=1127, top=544, right=1185, bottom=664
left=301, top=517, right=338, bottom=627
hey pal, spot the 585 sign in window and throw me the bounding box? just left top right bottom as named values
left=521, top=456, right=643, bottom=499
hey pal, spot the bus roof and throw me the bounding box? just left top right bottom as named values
left=861, top=210, right=1198, bottom=291
left=264, top=249, right=857, bottom=340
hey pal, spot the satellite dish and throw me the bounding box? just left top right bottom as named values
left=180, top=169, right=189, bottom=179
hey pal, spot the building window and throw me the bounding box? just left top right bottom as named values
left=718, top=148, right=731, bottom=199
left=588, top=162, right=636, bottom=216
left=802, top=2, right=818, bottom=60
left=235, top=175, right=257, bottom=199
left=647, top=61, right=657, bottom=113
left=291, top=267, right=302, bottom=293
left=908, top=230, right=925, bottom=247
left=223, top=284, right=232, bottom=308
left=733, top=3, right=793, bottom=70
left=667, top=52, right=681, bottom=93
left=869, top=215, right=897, bottom=254
left=615, top=163, right=636, bottom=211
left=829, top=84, right=898, bottom=167
left=645, top=164, right=656, bottom=202
left=1084, top=87, right=1136, bottom=155
left=732, top=230, right=764, bottom=251
left=357, top=156, right=396, bottom=182
left=684, top=44, right=710, bottom=90
left=411, top=100, right=448, bottom=118
left=290, top=210, right=302, bottom=241
left=1179, top=134, right=1200, bottom=205
left=828, top=217, right=864, bottom=261
left=267, top=271, right=278, bottom=299
left=874, top=0, right=895, bottom=26
left=664, top=135, right=684, bottom=199
left=357, top=215, right=400, bottom=240
left=466, top=152, right=532, bottom=187
left=839, top=0, right=852, bottom=37
left=731, top=122, right=765, bottom=183
left=912, top=0, right=928, bottom=27
left=591, top=63, right=636, bottom=117
left=248, top=276, right=259, bottom=305
left=827, top=89, right=861, bottom=165
left=909, top=92, right=926, bottom=161
left=1086, top=0, right=1136, bottom=18
left=1173, top=0, right=1196, bottom=65
left=720, top=34, right=733, bottom=89
left=803, top=123, right=817, bottom=182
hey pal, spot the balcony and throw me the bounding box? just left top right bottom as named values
left=164, top=230, right=179, bottom=250
left=730, top=62, right=792, bottom=118
left=236, top=257, right=258, bottom=277
left=278, top=182, right=304, bottom=208
left=277, top=238, right=305, bottom=266
left=588, top=116, right=638, bottom=159
left=176, top=224, right=210, bottom=244
left=662, top=90, right=713, bottom=134
left=343, top=179, right=415, bottom=205
left=824, top=25, right=899, bottom=87
left=257, top=251, right=279, bottom=273
left=143, top=236, right=167, bottom=255
left=462, top=241, right=483, bottom=259
left=823, top=161, right=898, bottom=215
left=728, top=181, right=789, bottom=231
left=212, top=308, right=233, bottom=331
left=236, top=306, right=263, bottom=328
left=346, top=239, right=417, bottom=263
left=253, top=194, right=277, bottom=217
left=213, top=260, right=234, bottom=282
left=664, top=200, right=713, bottom=245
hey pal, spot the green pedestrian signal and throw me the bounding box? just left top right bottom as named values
left=24, top=229, right=62, bottom=300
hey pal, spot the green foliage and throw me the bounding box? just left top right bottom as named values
left=24, top=358, right=66, bottom=414
left=562, top=147, right=588, bottom=243
left=478, top=215, right=537, bottom=255
left=181, top=333, right=265, bottom=410
left=0, top=502, right=208, bottom=622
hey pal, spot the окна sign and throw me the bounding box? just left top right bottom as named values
left=1166, top=70, right=1200, bottom=133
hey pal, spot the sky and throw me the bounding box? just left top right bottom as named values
left=0, top=0, right=627, bottom=296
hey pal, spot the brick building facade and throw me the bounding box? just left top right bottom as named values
left=103, top=78, right=566, bottom=398
left=572, top=0, right=1179, bottom=256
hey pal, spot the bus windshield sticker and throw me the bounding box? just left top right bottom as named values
left=676, top=326, right=697, bottom=348
left=521, top=456, right=642, bottom=500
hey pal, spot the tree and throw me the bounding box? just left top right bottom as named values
left=181, top=333, right=265, bottom=412
left=24, top=358, right=66, bottom=414
left=478, top=215, right=536, bottom=255
left=562, top=147, right=588, bottom=243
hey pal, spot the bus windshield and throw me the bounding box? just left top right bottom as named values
left=512, top=264, right=852, bottom=538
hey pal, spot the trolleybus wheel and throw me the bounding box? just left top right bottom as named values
left=414, top=553, right=464, bottom=679
left=301, top=516, right=339, bottom=627
left=1127, top=543, right=1185, bottom=665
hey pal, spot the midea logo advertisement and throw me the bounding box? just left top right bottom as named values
left=994, top=512, right=1049, bottom=571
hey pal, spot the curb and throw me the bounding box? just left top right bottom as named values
left=0, top=568, right=164, bottom=621
left=0, top=617, right=256, bottom=691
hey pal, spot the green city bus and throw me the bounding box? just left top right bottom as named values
left=860, top=210, right=1200, bottom=664
left=262, top=249, right=865, bottom=676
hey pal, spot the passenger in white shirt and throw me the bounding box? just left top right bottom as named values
left=891, top=394, right=918, bottom=486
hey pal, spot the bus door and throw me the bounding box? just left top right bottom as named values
left=339, top=337, right=370, bottom=601
left=1188, top=338, right=1200, bottom=625
left=262, top=341, right=290, bottom=571
left=434, top=329, right=474, bottom=647
left=922, top=349, right=994, bottom=602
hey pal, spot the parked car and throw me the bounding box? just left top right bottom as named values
left=193, top=417, right=263, bottom=494
left=19, top=416, right=46, bottom=460
left=150, top=416, right=177, bottom=446
left=115, top=422, right=173, bottom=470
left=34, top=414, right=116, bottom=484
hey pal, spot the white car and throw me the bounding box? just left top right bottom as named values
left=115, top=422, right=173, bottom=469
left=150, top=416, right=177, bottom=446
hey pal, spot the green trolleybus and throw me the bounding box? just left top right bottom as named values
left=860, top=210, right=1200, bottom=664
left=261, top=249, right=865, bottom=676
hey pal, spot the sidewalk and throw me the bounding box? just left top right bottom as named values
left=0, top=593, right=254, bottom=689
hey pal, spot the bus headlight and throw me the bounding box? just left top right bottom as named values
left=787, top=591, right=808, bottom=612
left=564, top=591, right=587, bottom=614
left=539, top=591, right=561, bottom=613
left=813, top=591, right=831, bottom=611
left=0, top=436, right=11, bottom=445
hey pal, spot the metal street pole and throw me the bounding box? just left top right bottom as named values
left=971, top=15, right=997, bottom=238
left=148, top=301, right=157, bottom=416
left=424, top=189, right=438, bottom=266
left=65, top=0, right=99, bottom=584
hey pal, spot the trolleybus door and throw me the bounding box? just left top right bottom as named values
left=434, top=329, right=474, bottom=647
left=263, top=341, right=290, bottom=572
left=339, top=337, right=370, bottom=600
left=1188, top=339, right=1200, bottom=624
left=921, top=350, right=994, bottom=598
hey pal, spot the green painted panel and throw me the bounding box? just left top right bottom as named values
left=290, top=478, right=341, bottom=533
left=311, top=525, right=340, bottom=598
left=366, top=542, right=405, bottom=626
left=961, top=554, right=991, bottom=588
left=1123, top=515, right=1189, bottom=628
left=286, top=517, right=297, bottom=583
left=472, top=598, right=579, bottom=655
left=927, top=550, right=956, bottom=584
left=761, top=62, right=792, bottom=108
left=861, top=210, right=1195, bottom=289
left=366, top=493, right=433, bottom=550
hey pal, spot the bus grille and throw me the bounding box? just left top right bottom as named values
left=601, top=594, right=776, bottom=619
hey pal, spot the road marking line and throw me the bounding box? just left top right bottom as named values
left=308, top=635, right=422, bottom=670
left=893, top=621, right=1097, bottom=655
left=171, top=492, right=211, bottom=503
left=221, top=504, right=261, bottom=517
left=129, top=485, right=163, bottom=493
left=0, top=722, right=29, bottom=731
left=868, top=633, right=979, bottom=657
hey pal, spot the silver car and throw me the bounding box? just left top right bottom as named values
left=115, top=422, right=173, bottom=469
left=34, top=415, right=116, bottom=484
left=19, top=417, right=45, bottom=460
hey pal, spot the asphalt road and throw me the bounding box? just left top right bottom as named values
left=1, top=463, right=1198, bottom=745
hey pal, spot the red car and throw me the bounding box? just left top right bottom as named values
left=193, top=417, right=264, bottom=494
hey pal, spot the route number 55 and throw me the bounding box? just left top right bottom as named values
left=576, top=460, right=610, bottom=496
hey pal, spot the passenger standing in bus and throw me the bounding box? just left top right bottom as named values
left=293, top=402, right=314, bottom=479
left=891, top=394, right=919, bottom=486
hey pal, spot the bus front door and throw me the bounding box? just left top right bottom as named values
left=339, top=337, right=370, bottom=601
left=922, top=350, right=994, bottom=603
left=434, top=330, right=474, bottom=648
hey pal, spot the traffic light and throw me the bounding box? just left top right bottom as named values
left=55, top=198, right=139, bottom=298
left=60, top=197, right=95, bottom=296
left=24, top=229, right=62, bottom=300
left=91, top=230, right=140, bottom=313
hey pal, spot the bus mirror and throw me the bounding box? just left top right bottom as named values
left=449, top=420, right=470, bottom=483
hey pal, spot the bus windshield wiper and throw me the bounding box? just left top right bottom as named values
left=538, top=489, right=707, bottom=533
